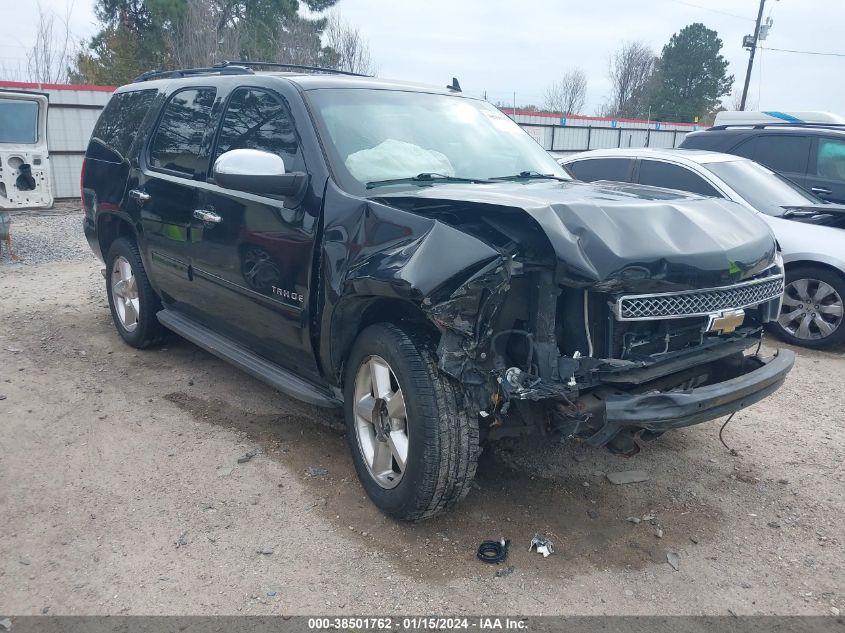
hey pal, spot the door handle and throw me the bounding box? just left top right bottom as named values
left=811, top=187, right=832, bottom=195
left=193, top=209, right=223, bottom=224
left=128, top=189, right=151, bottom=202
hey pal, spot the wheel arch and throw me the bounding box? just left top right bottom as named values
left=97, top=212, right=137, bottom=261
left=330, top=296, right=438, bottom=387
left=783, top=258, right=845, bottom=281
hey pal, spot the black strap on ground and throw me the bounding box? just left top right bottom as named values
left=477, top=539, right=510, bottom=564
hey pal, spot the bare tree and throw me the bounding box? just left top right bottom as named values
left=273, top=13, right=326, bottom=67
left=162, top=0, right=220, bottom=68
left=603, top=41, right=657, bottom=118
left=543, top=68, right=587, bottom=114
left=323, top=14, right=376, bottom=75
left=27, top=1, right=76, bottom=83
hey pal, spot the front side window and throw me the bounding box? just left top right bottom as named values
left=305, top=88, right=569, bottom=192
left=706, top=159, right=821, bottom=216
left=750, top=135, right=810, bottom=174
left=637, top=160, right=720, bottom=197
left=215, top=88, right=304, bottom=172
left=567, top=158, right=632, bottom=183
left=149, top=88, right=217, bottom=177
left=816, top=138, right=845, bottom=181
left=0, top=100, right=39, bottom=144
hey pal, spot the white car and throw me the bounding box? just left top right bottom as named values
left=560, top=148, right=845, bottom=348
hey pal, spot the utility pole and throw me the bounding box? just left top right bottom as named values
left=740, top=0, right=766, bottom=111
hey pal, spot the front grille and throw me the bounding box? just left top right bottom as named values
left=614, top=275, right=784, bottom=321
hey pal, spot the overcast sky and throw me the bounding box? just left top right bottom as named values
left=1, top=0, right=842, bottom=119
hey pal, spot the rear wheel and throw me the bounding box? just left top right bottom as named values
left=105, top=237, right=165, bottom=349
left=773, top=266, right=845, bottom=348
left=343, top=323, right=478, bottom=521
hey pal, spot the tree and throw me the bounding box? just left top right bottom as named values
left=73, top=0, right=351, bottom=85
left=323, top=13, right=376, bottom=75
left=543, top=68, right=587, bottom=114
left=649, top=23, right=734, bottom=122
left=27, top=1, right=77, bottom=84
left=601, top=41, right=656, bottom=119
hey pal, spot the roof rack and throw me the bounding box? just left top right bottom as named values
left=133, top=65, right=254, bottom=83
left=215, top=60, right=371, bottom=77
left=708, top=122, right=845, bottom=131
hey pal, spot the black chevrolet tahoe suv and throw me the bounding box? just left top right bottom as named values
left=82, top=63, right=794, bottom=520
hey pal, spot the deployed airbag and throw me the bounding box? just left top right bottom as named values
left=345, top=139, right=455, bottom=183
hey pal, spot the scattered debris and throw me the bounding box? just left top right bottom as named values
left=175, top=531, right=188, bottom=548
left=495, top=565, right=515, bottom=578
left=606, top=470, right=650, bottom=485
left=5, top=347, right=22, bottom=353
left=0, top=395, right=6, bottom=401
left=18, top=557, right=30, bottom=566
left=655, top=528, right=664, bottom=539
left=624, top=589, right=634, bottom=597
left=573, top=454, right=587, bottom=463
left=477, top=538, right=510, bottom=564
left=626, top=516, right=641, bottom=524
left=528, top=533, right=555, bottom=557
left=0, top=617, right=11, bottom=631
left=767, top=521, right=782, bottom=529
left=305, top=466, right=329, bottom=478
left=690, top=536, right=699, bottom=544
left=237, top=449, right=259, bottom=464
left=667, top=551, right=680, bottom=571
left=216, top=466, right=234, bottom=477
left=831, top=607, right=840, bottom=617
left=587, top=510, right=598, bottom=520
left=642, top=514, right=656, bottom=522
left=257, top=547, right=274, bottom=555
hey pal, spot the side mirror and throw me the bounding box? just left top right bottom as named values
left=213, top=149, right=308, bottom=199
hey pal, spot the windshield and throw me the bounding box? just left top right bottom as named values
left=306, top=88, right=569, bottom=192
left=706, top=159, right=822, bottom=216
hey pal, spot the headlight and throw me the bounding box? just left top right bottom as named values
left=774, top=250, right=784, bottom=273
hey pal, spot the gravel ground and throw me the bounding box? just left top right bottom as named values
left=0, top=204, right=94, bottom=266
left=0, top=214, right=843, bottom=616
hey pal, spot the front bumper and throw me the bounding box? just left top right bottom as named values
left=585, top=350, right=795, bottom=446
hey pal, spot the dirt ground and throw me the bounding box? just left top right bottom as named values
left=0, top=209, right=843, bottom=616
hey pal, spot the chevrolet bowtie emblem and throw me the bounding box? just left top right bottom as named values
left=706, top=309, right=745, bottom=334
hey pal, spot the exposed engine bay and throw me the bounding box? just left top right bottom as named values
left=374, top=182, right=788, bottom=453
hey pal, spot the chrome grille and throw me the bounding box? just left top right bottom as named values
left=614, top=275, right=784, bottom=321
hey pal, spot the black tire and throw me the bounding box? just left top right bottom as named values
left=771, top=265, right=845, bottom=349
left=343, top=323, right=479, bottom=521
left=105, top=237, right=165, bottom=349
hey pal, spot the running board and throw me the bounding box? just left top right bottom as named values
left=156, top=309, right=341, bottom=408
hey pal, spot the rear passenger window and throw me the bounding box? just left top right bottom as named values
left=149, top=88, right=217, bottom=177
left=750, top=135, right=810, bottom=174
left=816, top=138, right=845, bottom=181
left=88, top=89, right=156, bottom=161
left=637, top=160, right=720, bottom=197
left=214, top=88, right=304, bottom=172
left=567, top=158, right=631, bottom=182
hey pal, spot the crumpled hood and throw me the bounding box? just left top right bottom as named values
left=377, top=179, right=778, bottom=292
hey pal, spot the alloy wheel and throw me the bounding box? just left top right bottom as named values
left=352, top=355, right=409, bottom=489
left=778, top=277, right=844, bottom=341
left=111, top=255, right=140, bottom=332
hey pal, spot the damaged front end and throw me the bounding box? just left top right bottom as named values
left=377, top=181, right=795, bottom=452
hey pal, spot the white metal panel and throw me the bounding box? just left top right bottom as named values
left=619, top=130, right=648, bottom=148
left=553, top=127, right=589, bottom=151
left=588, top=128, right=621, bottom=150
left=49, top=154, right=83, bottom=199
left=47, top=108, right=101, bottom=152
left=648, top=130, right=678, bottom=148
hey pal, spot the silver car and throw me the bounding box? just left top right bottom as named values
left=560, top=148, right=845, bottom=348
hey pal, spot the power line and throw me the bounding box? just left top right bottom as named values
left=758, top=45, right=845, bottom=58
left=660, top=0, right=755, bottom=22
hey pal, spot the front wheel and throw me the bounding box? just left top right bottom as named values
left=772, top=266, right=845, bottom=348
left=343, top=323, right=478, bottom=521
